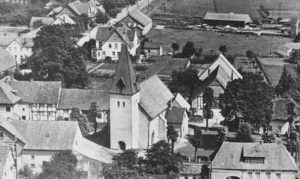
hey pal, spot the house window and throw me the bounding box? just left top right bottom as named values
left=0, top=132, right=3, bottom=140
left=123, top=102, right=125, bottom=107
left=22, top=108, right=25, bottom=111
left=184, top=177, right=188, bottom=179
left=22, top=116, right=26, bottom=120
left=276, top=173, right=281, bottom=179
left=118, top=141, right=126, bottom=151
left=266, top=172, right=271, bottom=179
left=115, top=43, right=118, bottom=49
left=255, top=171, right=260, bottom=179
left=15, top=55, right=17, bottom=60
left=31, top=155, right=35, bottom=159
left=117, top=52, right=120, bottom=58
left=117, top=101, right=120, bottom=107
left=109, top=43, right=112, bottom=48
left=6, top=106, right=11, bottom=112
left=112, top=52, right=115, bottom=57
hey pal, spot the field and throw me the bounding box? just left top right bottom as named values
left=151, top=0, right=300, bottom=20
left=147, top=28, right=291, bottom=56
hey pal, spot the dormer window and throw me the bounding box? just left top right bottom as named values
left=109, top=43, right=112, bottom=48
left=243, top=157, right=264, bottom=164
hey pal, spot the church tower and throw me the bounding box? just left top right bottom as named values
left=109, top=45, right=140, bottom=150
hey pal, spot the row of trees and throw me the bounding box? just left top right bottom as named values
left=103, top=0, right=137, bottom=18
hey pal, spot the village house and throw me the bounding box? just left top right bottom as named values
left=203, top=12, right=252, bottom=27
left=0, top=118, right=115, bottom=177
left=191, top=54, right=242, bottom=120
left=91, top=25, right=140, bottom=61
left=29, top=17, right=55, bottom=29
left=52, top=14, right=77, bottom=25
left=109, top=45, right=189, bottom=150
left=143, top=41, right=163, bottom=58
left=118, top=9, right=152, bottom=35
left=165, top=106, right=189, bottom=138
left=0, top=145, right=16, bottom=179
left=57, top=88, right=109, bottom=122
left=56, top=0, right=99, bottom=19
left=210, top=141, right=298, bottom=179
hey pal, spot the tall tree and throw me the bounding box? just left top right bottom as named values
left=167, top=125, right=178, bottom=153
left=203, top=88, right=214, bottom=130
left=219, top=45, right=227, bottom=54
left=89, top=101, right=101, bottom=133
left=262, top=131, right=276, bottom=143
left=171, top=42, right=179, bottom=55
left=38, top=150, right=81, bottom=179
left=70, top=107, right=89, bottom=136
left=220, top=72, right=274, bottom=130
left=181, top=41, right=196, bottom=58
left=275, top=66, right=294, bottom=96
left=29, top=25, right=88, bottom=88
left=189, top=128, right=202, bottom=160
left=235, top=123, right=253, bottom=142
left=95, top=11, right=109, bottom=24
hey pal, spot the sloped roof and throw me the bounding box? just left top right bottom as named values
left=0, top=120, right=26, bottom=144
left=139, top=75, right=174, bottom=118
left=8, top=80, right=61, bottom=104
left=0, top=47, right=16, bottom=72
left=95, top=26, right=115, bottom=42
left=212, top=142, right=298, bottom=171
left=58, top=88, right=109, bottom=110
left=9, top=120, right=78, bottom=150
left=165, top=107, right=186, bottom=124
left=199, top=54, right=242, bottom=81
left=68, top=0, right=89, bottom=16
left=203, top=12, right=252, bottom=23
left=173, top=93, right=190, bottom=110
left=0, top=81, right=21, bottom=104
left=0, top=146, right=10, bottom=177
left=129, top=10, right=152, bottom=27
left=180, top=163, right=203, bottom=175
left=110, top=45, right=140, bottom=95
left=144, top=41, right=161, bottom=49
left=29, top=17, right=54, bottom=27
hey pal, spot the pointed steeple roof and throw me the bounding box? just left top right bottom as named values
left=110, top=45, right=140, bottom=95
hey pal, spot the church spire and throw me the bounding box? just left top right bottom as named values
left=110, top=44, right=140, bottom=95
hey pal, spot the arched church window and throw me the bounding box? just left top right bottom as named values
left=118, top=141, right=126, bottom=150
left=117, top=101, right=120, bottom=107
left=123, top=102, right=125, bottom=107
left=151, top=131, right=155, bottom=144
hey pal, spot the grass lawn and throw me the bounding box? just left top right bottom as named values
left=147, top=28, right=291, bottom=56
left=152, top=0, right=300, bottom=20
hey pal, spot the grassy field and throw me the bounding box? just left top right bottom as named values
left=152, top=0, right=300, bottom=20
left=147, top=28, right=291, bottom=56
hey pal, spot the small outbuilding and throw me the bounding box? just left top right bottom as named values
left=203, top=12, right=252, bottom=27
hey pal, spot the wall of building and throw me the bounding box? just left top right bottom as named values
left=110, top=93, right=140, bottom=149
left=138, top=108, right=150, bottom=148
left=1, top=150, right=16, bottom=179
left=5, top=41, right=32, bottom=65
left=211, top=169, right=297, bottom=179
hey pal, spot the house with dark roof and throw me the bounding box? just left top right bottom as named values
left=0, top=145, right=16, bottom=179
left=144, top=41, right=163, bottom=58
left=211, top=142, right=298, bottom=179
left=165, top=106, right=189, bottom=138
left=0, top=119, right=116, bottom=176
left=91, top=25, right=140, bottom=61
left=56, top=0, right=99, bottom=19
left=118, top=9, right=152, bottom=35
left=191, top=54, right=242, bottom=126
left=109, top=45, right=189, bottom=150
left=203, top=12, right=252, bottom=27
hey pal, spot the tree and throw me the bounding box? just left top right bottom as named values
left=220, top=72, right=275, bottom=130
left=89, top=101, right=101, bottom=133
left=70, top=107, right=89, bottom=136
left=171, top=42, right=179, bottom=55
left=167, top=125, right=178, bottom=153
left=189, top=128, right=202, bottom=160
left=194, top=47, right=203, bottom=59
left=203, top=88, right=214, bottom=130
left=19, top=165, right=34, bottom=179
left=103, top=0, right=120, bottom=18
left=217, top=127, right=226, bottom=147
left=246, top=50, right=255, bottom=60
left=38, top=150, right=82, bottom=179
left=289, top=49, right=300, bottom=64
left=181, top=41, right=196, bottom=58
left=28, top=25, right=88, bottom=88
left=219, top=45, right=227, bottom=54
left=235, top=123, right=253, bottom=142
left=275, top=66, right=294, bottom=96
left=145, top=140, right=182, bottom=175
left=262, top=131, right=276, bottom=143
left=95, top=11, right=109, bottom=24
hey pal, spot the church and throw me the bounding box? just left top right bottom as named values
left=109, top=45, right=188, bottom=150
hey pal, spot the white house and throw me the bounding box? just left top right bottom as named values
left=52, top=14, right=76, bottom=25
left=211, top=142, right=298, bottom=179
left=0, top=119, right=116, bottom=176
left=56, top=0, right=99, bottom=19
left=0, top=145, right=16, bottom=179
left=91, top=25, right=140, bottom=61
left=144, top=42, right=163, bottom=58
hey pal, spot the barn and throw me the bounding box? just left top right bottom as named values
left=203, top=12, right=252, bottom=27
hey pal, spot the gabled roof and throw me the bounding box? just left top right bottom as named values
left=29, top=17, right=54, bottom=27
left=0, top=81, right=21, bottom=104
left=144, top=41, right=162, bottom=49
left=67, top=0, right=89, bottom=16
left=0, top=120, right=26, bottom=144
left=203, top=12, right=252, bottom=23
left=139, top=75, right=174, bottom=118
left=199, top=54, right=242, bottom=81
left=165, top=107, right=186, bottom=124
left=8, top=80, right=61, bottom=104
left=58, top=88, right=109, bottom=111
left=173, top=93, right=190, bottom=111
left=212, top=142, right=298, bottom=171
left=110, top=45, right=140, bottom=95
left=128, top=10, right=152, bottom=27
left=0, top=146, right=11, bottom=177
left=9, top=120, right=78, bottom=151
left=0, top=47, right=16, bottom=72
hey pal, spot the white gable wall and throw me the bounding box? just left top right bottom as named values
left=1, top=150, right=16, bottom=179
left=5, top=40, right=32, bottom=65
